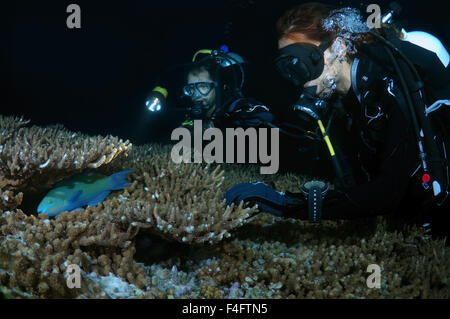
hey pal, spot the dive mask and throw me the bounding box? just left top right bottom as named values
left=183, top=81, right=218, bottom=97
left=275, top=42, right=326, bottom=88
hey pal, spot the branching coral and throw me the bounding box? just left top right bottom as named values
left=196, top=215, right=449, bottom=299
left=0, top=118, right=448, bottom=299
left=101, top=145, right=258, bottom=245
left=0, top=133, right=257, bottom=297
left=0, top=115, right=132, bottom=191
left=0, top=189, right=23, bottom=210
left=0, top=207, right=149, bottom=298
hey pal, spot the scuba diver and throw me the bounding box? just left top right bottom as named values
left=182, top=61, right=219, bottom=130
left=145, top=46, right=275, bottom=132
left=224, top=2, right=449, bottom=228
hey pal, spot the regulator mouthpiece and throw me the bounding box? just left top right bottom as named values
left=292, top=86, right=329, bottom=122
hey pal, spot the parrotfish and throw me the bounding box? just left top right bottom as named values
left=37, top=170, right=134, bottom=217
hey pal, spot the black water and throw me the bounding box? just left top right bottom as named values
left=1, top=0, right=448, bottom=144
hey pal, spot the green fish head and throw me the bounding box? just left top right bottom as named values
left=37, top=193, right=67, bottom=217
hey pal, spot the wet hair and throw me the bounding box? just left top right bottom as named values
left=276, top=2, right=378, bottom=57
left=186, top=60, right=217, bottom=83
left=276, top=2, right=335, bottom=43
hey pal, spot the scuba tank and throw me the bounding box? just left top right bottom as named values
left=374, top=3, right=450, bottom=205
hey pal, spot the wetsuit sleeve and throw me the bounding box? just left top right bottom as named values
left=226, top=98, right=274, bottom=128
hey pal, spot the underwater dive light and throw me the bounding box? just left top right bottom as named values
left=145, top=86, right=168, bottom=112
left=381, top=1, right=402, bottom=24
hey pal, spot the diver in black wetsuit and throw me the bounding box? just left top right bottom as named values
left=224, top=3, right=449, bottom=226
left=145, top=47, right=275, bottom=132
left=180, top=53, right=274, bottom=131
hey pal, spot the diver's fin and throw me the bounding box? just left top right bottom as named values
left=68, top=190, right=82, bottom=204
left=86, top=191, right=110, bottom=206
left=109, top=170, right=134, bottom=190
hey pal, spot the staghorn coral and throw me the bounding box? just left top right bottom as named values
left=0, top=115, right=132, bottom=191
left=0, top=189, right=23, bottom=210
left=0, top=115, right=30, bottom=142
left=0, top=120, right=448, bottom=299
left=0, top=135, right=257, bottom=297
left=201, top=285, right=223, bottom=299
left=94, top=143, right=258, bottom=245
left=132, top=209, right=448, bottom=299
left=0, top=206, right=149, bottom=298
left=192, top=214, right=450, bottom=299
left=101, top=145, right=258, bottom=245
left=84, top=272, right=147, bottom=299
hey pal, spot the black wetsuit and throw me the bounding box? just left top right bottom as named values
left=286, top=42, right=447, bottom=220
left=183, top=93, right=274, bottom=130
left=180, top=94, right=274, bottom=167
left=224, top=40, right=448, bottom=234
left=323, top=53, right=418, bottom=218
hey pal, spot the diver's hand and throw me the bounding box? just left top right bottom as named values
left=224, top=182, right=306, bottom=218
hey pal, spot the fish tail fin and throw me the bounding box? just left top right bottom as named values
left=109, top=169, right=134, bottom=190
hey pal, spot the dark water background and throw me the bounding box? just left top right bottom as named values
left=1, top=0, right=448, bottom=139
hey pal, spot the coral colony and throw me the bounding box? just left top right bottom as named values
left=0, top=115, right=449, bottom=298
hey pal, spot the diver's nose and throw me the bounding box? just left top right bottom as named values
left=192, top=90, right=202, bottom=100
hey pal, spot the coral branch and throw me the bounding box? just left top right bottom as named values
left=0, top=115, right=132, bottom=191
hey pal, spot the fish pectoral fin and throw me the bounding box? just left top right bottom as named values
left=86, top=191, right=110, bottom=206
left=68, top=190, right=83, bottom=204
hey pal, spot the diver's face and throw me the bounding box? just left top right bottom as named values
left=303, top=48, right=341, bottom=99
left=278, top=35, right=350, bottom=99
left=187, top=70, right=216, bottom=108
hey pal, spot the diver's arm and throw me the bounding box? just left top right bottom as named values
left=225, top=97, right=275, bottom=128
left=224, top=89, right=420, bottom=220
left=224, top=122, right=417, bottom=221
